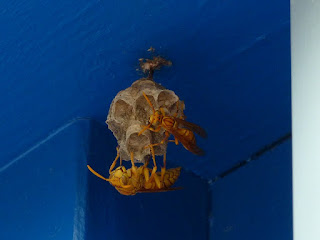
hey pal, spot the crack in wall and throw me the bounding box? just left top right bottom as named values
left=1, top=115, right=292, bottom=186
left=210, top=20, right=290, bottom=74
left=0, top=117, right=93, bottom=173
left=211, top=132, right=292, bottom=183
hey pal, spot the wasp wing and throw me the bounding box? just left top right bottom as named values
left=174, top=118, right=207, bottom=138
left=170, top=128, right=205, bottom=156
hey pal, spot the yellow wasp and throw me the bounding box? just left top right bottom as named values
left=138, top=92, right=207, bottom=155
left=87, top=147, right=181, bottom=196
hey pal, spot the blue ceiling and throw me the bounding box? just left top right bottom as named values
left=0, top=0, right=291, bottom=179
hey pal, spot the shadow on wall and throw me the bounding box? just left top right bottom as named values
left=0, top=119, right=292, bottom=240
left=85, top=120, right=210, bottom=240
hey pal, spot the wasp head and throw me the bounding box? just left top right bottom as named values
left=110, top=166, right=138, bottom=195
left=109, top=166, right=130, bottom=188
left=149, top=110, right=162, bottom=126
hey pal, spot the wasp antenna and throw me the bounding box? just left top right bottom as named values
left=142, top=92, right=156, bottom=113
left=87, top=165, right=110, bottom=182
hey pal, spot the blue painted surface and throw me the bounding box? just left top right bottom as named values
left=0, top=120, right=209, bottom=240
left=0, top=120, right=90, bottom=239
left=0, top=1, right=292, bottom=240
left=86, top=122, right=209, bottom=240
left=210, top=140, right=292, bottom=239
left=0, top=0, right=290, bottom=178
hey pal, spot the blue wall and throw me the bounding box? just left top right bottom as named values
left=0, top=1, right=291, bottom=239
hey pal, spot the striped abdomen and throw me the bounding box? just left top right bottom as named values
left=143, top=167, right=181, bottom=190
left=175, top=128, right=196, bottom=143
left=160, top=167, right=181, bottom=188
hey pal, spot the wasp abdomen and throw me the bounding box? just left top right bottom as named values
left=177, top=128, right=196, bottom=141
left=163, top=167, right=181, bottom=188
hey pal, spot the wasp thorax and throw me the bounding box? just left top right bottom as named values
left=120, top=175, right=129, bottom=185
left=150, top=111, right=161, bottom=126
left=149, top=115, right=154, bottom=124
left=150, top=115, right=158, bottom=126
left=113, top=167, right=126, bottom=178
left=106, top=79, right=185, bottom=163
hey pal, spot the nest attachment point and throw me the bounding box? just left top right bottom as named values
left=106, top=51, right=184, bottom=163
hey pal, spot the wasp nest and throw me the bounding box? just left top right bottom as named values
left=106, top=78, right=184, bottom=163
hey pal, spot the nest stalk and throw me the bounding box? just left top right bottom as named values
left=139, top=54, right=172, bottom=80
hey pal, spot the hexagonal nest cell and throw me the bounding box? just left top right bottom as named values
left=106, top=78, right=184, bottom=163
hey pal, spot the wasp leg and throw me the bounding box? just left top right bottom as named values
left=160, top=151, right=167, bottom=182
left=144, top=144, right=161, bottom=188
left=139, top=124, right=162, bottom=136
left=144, top=167, right=161, bottom=189
left=153, top=172, right=161, bottom=189
left=143, top=157, right=151, bottom=182
left=130, top=152, right=138, bottom=176
left=142, top=92, right=156, bottom=113
left=138, top=123, right=152, bottom=136
left=143, top=167, right=150, bottom=183
left=163, top=151, right=167, bottom=169
left=109, top=146, right=120, bottom=174
left=146, top=131, right=171, bottom=149
left=120, top=154, right=122, bottom=166
left=120, top=185, right=134, bottom=189
left=149, top=144, right=157, bottom=170
left=168, top=137, right=179, bottom=145
left=160, top=107, right=166, bottom=116
left=148, top=167, right=161, bottom=189
left=148, top=125, right=162, bottom=133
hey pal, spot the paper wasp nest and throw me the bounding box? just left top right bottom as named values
left=106, top=78, right=184, bottom=163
